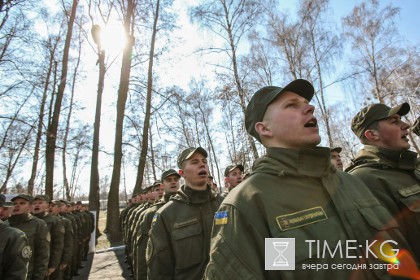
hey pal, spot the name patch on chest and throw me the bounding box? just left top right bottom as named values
left=174, top=217, right=199, bottom=228
left=276, top=206, right=328, bottom=231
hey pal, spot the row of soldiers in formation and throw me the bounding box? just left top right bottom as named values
left=120, top=163, right=246, bottom=280
left=121, top=78, right=420, bottom=280
left=0, top=193, right=94, bottom=280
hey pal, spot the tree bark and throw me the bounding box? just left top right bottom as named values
left=89, top=48, right=105, bottom=241
left=133, top=0, right=160, bottom=195
left=106, top=0, right=135, bottom=244
left=45, top=0, right=78, bottom=198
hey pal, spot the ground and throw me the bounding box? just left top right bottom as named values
left=73, top=210, right=131, bottom=280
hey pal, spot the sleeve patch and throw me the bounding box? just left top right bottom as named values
left=214, top=211, right=228, bottom=225
left=22, top=245, right=32, bottom=259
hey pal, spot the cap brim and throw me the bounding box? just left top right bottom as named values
left=185, top=147, right=208, bottom=160
left=163, top=171, right=180, bottom=180
left=282, top=79, right=314, bottom=102
left=387, top=103, right=410, bottom=118
left=230, top=164, right=244, bottom=173
left=330, top=147, right=342, bottom=153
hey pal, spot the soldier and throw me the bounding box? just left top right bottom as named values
left=346, top=103, right=420, bottom=261
left=131, top=183, right=160, bottom=276
left=222, top=164, right=244, bottom=196
left=0, top=194, right=31, bottom=280
left=8, top=194, right=50, bottom=280
left=72, top=201, right=86, bottom=273
left=123, top=191, right=145, bottom=272
left=0, top=196, right=12, bottom=221
left=80, top=203, right=94, bottom=261
left=204, top=79, right=415, bottom=279
left=146, top=147, right=224, bottom=279
left=135, top=169, right=181, bottom=280
left=330, top=146, right=344, bottom=171
left=49, top=200, right=73, bottom=280
left=32, top=195, right=65, bottom=278
left=59, top=200, right=78, bottom=279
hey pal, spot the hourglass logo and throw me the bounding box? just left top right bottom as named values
left=265, top=238, right=295, bottom=270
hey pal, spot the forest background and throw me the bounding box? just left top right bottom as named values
left=0, top=0, right=418, bottom=241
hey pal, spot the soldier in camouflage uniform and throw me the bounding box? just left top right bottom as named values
left=205, top=79, right=416, bottom=279
left=0, top=196, right=12, bottom=221
left=32, top=195, right=65, bottom=279
left=222, top=164, right=244, bottom=197
left=129, top=185, right=157, bottom=275
left=135, top=169, right=181, bottom=280
left=329, top=146, right=344, bottom=171
left=49, top=200, right=73, bottom=280
left=347, top=103, right=420, bottom=261
left=9, top=194, right=50, bottom=280
left=146, top=147, right=224, bottom=279
left=59, top=200, right=79, bottom=278
left=0, top=194, right=31, bottom=279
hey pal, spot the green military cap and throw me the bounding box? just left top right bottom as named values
left=34, top=194, right=51, bottom=203
left=50, top=200, right=61, bottom=207
left=177, top=147, right=208, bottom=168
left=161, top=169, right=180, bottom=182
left=11, top=193, right=34, bottom=203
left=152, top=180, right=162, bottom=187
left=351, top=103, right=410, bottom=139
left=59, top=199, right=69, bottom=206
left=245, top=79, right=314, bottom=142
left=224, top=164, right=244, bottom=177
left=330, top=147, right=342, bottom=153
left=76, top=201, right=82, bottom=205
left=412, top=117, right=420, bottom=136
left=0, top=194, right=12, bottom=207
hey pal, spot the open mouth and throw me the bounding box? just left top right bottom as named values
left=402, top=134, right=409, bottom=141
left=304, top=118, right=318, bottom=128
left=198, top=170, right=208, bottom=177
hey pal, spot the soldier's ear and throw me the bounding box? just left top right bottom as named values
left=179, top=169, right=185, bottom=178
left=364, top=129, right=379, bottom=141
left=255, top=121, right=272, bottom=138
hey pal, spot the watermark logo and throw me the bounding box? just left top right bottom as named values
left=265, top=238, right=295, bottom=270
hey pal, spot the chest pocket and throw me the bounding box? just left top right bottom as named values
left=352, top=197, right=398, bottom=231
left=172, top=221, right=203, bottom=269
left=398, top=184, right=420, bottom=212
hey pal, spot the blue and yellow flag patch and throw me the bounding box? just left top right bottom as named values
left=152, top=214, right=158, bottom=223
left=214, top=210, right=228, bottom=225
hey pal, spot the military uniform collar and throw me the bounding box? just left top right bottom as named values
left=360, top=145, right=417, bottom=170
left=171, top=184, right=213, bottom=204
left=33, top=212, right=48, bottom=218
left=262, top=146, right=333, bottom=177
left=9, top=213, right=32, bottom=224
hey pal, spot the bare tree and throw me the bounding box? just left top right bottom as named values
left=27, top=35, right=62, bottom=195
left=190, top=0, right=265, bottom=160
left=62, top=15, right=84, bottom=200
left=133, top=0, right=161, bottom=195
left=45, top=0, right=78, bottom=198
left=342, top=0, right=402, bottom=104
left=298, top=0, right=341, bottom=146
left=107, top=0, right=135, bottom=243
